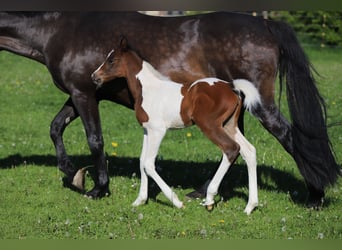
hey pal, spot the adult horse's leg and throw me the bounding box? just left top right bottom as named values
left=71, top=92, right=109, bottom=199
left=50, top=97, right=82, bottom=191
left=252, top=102, right=293, bottom=156
left=253, top=98, right=335, bottom=208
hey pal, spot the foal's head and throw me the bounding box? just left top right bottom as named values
left=91, top=37, right=142, bottom=86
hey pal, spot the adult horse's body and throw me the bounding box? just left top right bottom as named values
left=0, top=12, right=339, bottom=205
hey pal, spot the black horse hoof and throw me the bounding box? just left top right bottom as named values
left=306, top=191, right=325, bottom=210
left=306, top=197, right=324, bottom=210
left=185, top=180, right=210, bottom=199
left=85, top=186, right=111, bottom=199
left=62, top=176, right=86, bottom=194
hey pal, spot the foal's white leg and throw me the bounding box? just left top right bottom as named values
left=143, top=128, right=183, bottom=208
left=132, top=129, right=149, bottom=206
left=234, top=128, right=258, bottom=215
left=204, top=153, right=231, bottom=210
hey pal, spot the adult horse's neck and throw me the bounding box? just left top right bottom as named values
left=0, top=12, right=60, bottom=64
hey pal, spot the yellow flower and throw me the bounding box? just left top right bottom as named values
left=186, top=132, right=192, bottom=138
left=111, top=152, right=117, bottom=157
left=111, top=142, right=119, bottom=147
left=218, top=219, right=225, bottom=223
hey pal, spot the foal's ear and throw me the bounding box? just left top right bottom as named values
left=119, top=36, right=128, bottom=51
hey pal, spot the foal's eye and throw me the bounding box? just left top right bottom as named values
left=108, top=57, right=118, bottom=65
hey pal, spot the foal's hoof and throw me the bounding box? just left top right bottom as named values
left=205, top=203, right=215, bottom=212
left=132, top=198, right=147, bottom=207
left=85, top=186, right=111, bottom=199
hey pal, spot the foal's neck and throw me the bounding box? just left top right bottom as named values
left=123, top=54, right=144, bottom=103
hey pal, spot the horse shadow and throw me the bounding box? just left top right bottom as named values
left=0, top=153, right=312, bottom=206
left=107, top=156, right=310, bottom=206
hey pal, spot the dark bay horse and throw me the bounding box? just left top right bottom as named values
left=92, top=37, right=259, bottom=214
left=0, top=12, right=339, bottom=206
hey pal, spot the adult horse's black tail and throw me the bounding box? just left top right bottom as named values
left=268, top=20, right=340, bottom=204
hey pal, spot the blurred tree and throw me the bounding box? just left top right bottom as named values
left=184, top=11, right=342, bottom=47
left=270, top=11, right=342, bottom=47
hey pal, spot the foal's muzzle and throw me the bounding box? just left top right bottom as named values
left=91, top=72, right=103, bottom=86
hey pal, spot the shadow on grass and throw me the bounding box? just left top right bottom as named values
left=0, top=153, right=310, bottom=206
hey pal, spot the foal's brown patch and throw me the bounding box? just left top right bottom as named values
left=135, top=103, right=149, bottom=125
left=131, top=79, right=149, bottom=124
left=180, top=80, right=240, bottom=128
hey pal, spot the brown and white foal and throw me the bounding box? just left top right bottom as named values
left=92, top=38, right=260, bottom=214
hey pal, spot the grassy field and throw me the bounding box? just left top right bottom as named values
left=0, top=46, right=341, bottom=239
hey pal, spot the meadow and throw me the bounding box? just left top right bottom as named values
left=0, top=45, right=341, bottom=239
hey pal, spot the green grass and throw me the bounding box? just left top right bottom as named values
left=0, top=47, right=341, bottom=239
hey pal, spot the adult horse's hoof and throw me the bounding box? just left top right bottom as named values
left=62, top=172, right=85, bottom=194
left=71, top=166, right=92, bottom=191
left=306, top=197, right=324, bottom=210
left=185, top=180, right=210, bottom=199
left=306, top=189, right=324, bottom=210
left=85, top=186, right=111, bottom=199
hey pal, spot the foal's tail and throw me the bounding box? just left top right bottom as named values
left=232, top=79, right=261, bottom=112
left=267, top=20, right=340, bottom=193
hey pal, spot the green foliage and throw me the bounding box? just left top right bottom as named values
left=0, top=48, right=341, bottom=239
left=270, top=11, right=342, bottom=47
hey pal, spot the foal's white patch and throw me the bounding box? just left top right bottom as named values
left=189, top=77, right=224, bottom=89
left=138, top=61, right=171, bottom=82
left=136, top=61, right=185, bottom=129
